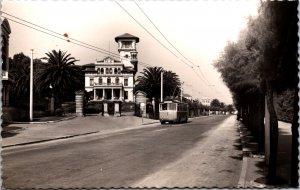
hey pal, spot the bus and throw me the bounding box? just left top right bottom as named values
left=159, top=101, right=189, bottom=124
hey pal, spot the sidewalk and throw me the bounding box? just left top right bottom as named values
left=2, top=114, right=159, bottom=148
left=240, top=121, right=292, bottom=188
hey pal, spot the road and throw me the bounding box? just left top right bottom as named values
left=3, top=115, right=243, bottom=188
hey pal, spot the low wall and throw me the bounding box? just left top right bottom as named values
left=2, top=107, right=27, bottom=122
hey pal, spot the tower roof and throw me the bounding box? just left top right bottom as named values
left=115, top=33, right=139, bottom=43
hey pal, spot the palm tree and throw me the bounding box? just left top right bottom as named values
left=135, top=66, right=181, bottom=101
left=35, top=50, right=84, bottom=108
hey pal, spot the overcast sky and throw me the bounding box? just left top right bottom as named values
left=2, top=0, right=259, bottom=104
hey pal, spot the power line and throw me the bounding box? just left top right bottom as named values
left=134, top=1, right=193, bottom=66
left=114, top=1, right=193, bottom=69
left=1, top=11, right=118, bottom=58
left=1, top=13, right=153, bottom=68
left=133, top=1, right=213, bottom=87
left=130, top=1, right=215, bottom=88
left=3, top=11, right=228, bottom=102
left=116, top=0, right=215, bottom=94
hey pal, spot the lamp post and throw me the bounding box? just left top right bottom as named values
left=29, top=49, right=34, bottom=121
left=49, top=85, right=55, bottom=115
left=161, top=72, right=163, bottom=102
left=181, top=82, right=184, bottom=102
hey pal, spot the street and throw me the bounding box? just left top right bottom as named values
left=3, top=115, right=243, bottom=188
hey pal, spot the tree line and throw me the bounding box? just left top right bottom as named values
left=135, top=66, right=235, bottom=115
left=214, top=1, right=298, bottom=186
left=9, top=50, right=84, bottom=115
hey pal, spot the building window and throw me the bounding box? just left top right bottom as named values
left=110, top=68, right=112, bottom=74
left=101, top=68, right=104, bottom=74
left=105, top=68, right=108, bottom=74
left=124, top=78, right=128, bottom=86
left=115, top=77, right=119, bottom=84
left=117, top=68, right=121, bottom=74
left=107, top=77, right=111, bottom=85
left=98, top=77, right=102, bottom=84
left=97, top=68, right=100, bottom=74
left=114, top=68, right=117, bottom=74
left=90, top=78, right=94, bottom=86
left=124, top=91, right=128, bottom=100
left=122, top=41, right=132, bottom=48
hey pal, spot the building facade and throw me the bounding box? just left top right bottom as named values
left=200, top=97, right=212, bottom=106
left=83, top=33, right=139, bottom=102
left=2, top=18, right=11, bottom=106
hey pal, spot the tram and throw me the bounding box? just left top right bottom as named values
left=159, top=100, right=188, bottom=124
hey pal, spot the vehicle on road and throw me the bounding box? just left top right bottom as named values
left=159, top=100, right=188, bottom=124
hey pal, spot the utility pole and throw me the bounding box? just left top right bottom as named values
left=181, top=82, right=184, bottom=102
left=161, top=71, right=163, bottom=102
left=29, top=49, right=34, bottom=121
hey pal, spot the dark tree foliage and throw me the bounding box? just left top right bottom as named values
left=135, top=66, right=181, bottom=101
left=35, top=50, right=84, bottom=108
left=258, top=1, right=298, bottom=185
left=9, top=53, right=31, bottom=98
left=215, top=1, right=298, bottom=185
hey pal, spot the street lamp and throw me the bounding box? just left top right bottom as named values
left=49, top=84, right=55, bottom=115
left=161, top=72, right=163, bottom=102
left=181, top=82, right=184, bottom=102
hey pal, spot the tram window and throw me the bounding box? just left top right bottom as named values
left=161, top=104, right=168, bottom=110
left=169, top=103, right=176, bottom=110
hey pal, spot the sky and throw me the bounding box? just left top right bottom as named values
left=2, top=0, right=259, bottom=104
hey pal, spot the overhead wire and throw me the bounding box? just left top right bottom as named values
left=3, top=10, right=227, bottom=101
left=114, top=0, right=194, bottom=69
left=131, top=1, right=218, bottom=90
left=1, top=12, right=154, bottom=68
left=134, top=1, right=213, bottom=84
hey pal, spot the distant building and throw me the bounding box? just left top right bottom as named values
left=83, top=33, right=139, bottom=102
left=183, top=93, right=192, bottom=101
left=200, top=97, right=211, bottom=106
left=2, top=18, right=11, bottom=106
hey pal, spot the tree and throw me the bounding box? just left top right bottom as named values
left=257, top=1, right=298, bottom=185
left=214, top=1, right=298, bottom=185
left=135, top=66, right=181, bottom=101
left=210, top=99, right=221, bottom=112
left=35, top=50, right=84, bottom=108
left=225, top=104, right=235, bottom=114
left=9, top=53, right=31, bottom=100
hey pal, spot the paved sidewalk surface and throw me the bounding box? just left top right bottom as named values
left=2, top=114, right=159, bottom=148
left=242, top=121, right=292, bottom=188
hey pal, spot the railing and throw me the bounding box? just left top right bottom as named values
left=130, top=58, right=138, bottom=62
left=93, top=97, right=124, bottom=101
left=93, top=82, right=123, bottom=86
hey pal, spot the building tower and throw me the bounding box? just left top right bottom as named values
left=115, top=33, right=139, bottom=75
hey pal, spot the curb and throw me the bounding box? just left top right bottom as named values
left=238, top=157, right=248, bottom=187
left=2, top=131, right=99, bottom=148
left=141, top=121, right=160, bottom=125
left=7, top=115, right=77, bottom=124
left=2, top=116, right=209, bottom=149
left=3, top=122, right=160, bottom=149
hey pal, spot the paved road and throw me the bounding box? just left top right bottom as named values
left=3, top=115, right=243, bottom=188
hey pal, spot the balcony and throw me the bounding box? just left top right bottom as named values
left=93, top=82, right=123, bottom=87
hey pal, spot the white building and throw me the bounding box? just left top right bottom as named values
left=200, top=97, right=212, bottom=106
left=83, top=33, right=139, bottom=102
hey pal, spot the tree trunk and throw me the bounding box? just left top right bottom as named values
left=291, top=88, right=299, bottom=187
left=258, top=93, right=265, bottom=152
left=265, top=82, right=278, bottom=183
